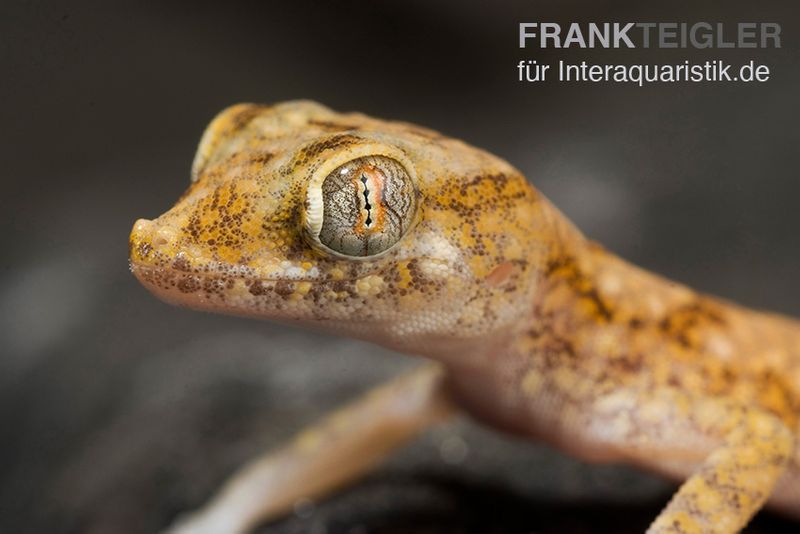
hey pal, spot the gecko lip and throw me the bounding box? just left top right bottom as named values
left=129, top=257, right=372, bottom=297
left=129, top=259, right=387, bottom=325
left=129, top=224, right=323, bottom=287
left=129, top=259, right=391, bottom=295
left=130, top=261, right=305, bottom=315
left=129, top=260, right=323, bottom=289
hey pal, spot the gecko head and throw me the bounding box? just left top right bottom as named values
left=130, top=102, right=547, bottom=357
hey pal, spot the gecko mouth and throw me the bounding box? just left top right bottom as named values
left=129, top=253, right=382, bottom=318
left=129, top=219, right=441, bottom=321
left=130, top=259, right=320, bottom=297
left=129, top=220, right=327, bottom=300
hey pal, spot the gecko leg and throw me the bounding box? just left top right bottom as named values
left=646, top=407, right=794, bottom=534
left=583, top=387, right=795, bottom=534
left=164, top=363, right=456, bottom=534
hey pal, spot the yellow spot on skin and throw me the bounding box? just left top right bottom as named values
left=577, top=299, right=602, bottom=320
left=521, top=370, right=543, bottom=396
left=216, top=245, right=242, bottom=264
left=329, top=267, right=345, bottom=280
left=296, top=282, right=312, bottom=296
left=231, top=279, right=251, bottom=298
left=681, top=370, right=704, bottom=393
left=736, top=446, right=760, bottom=466
left=355, top=275, right=384, bottom=297
left=593, top=329, right=622, bottom=358
left=396, top=261, right=413, bottom=289
left=551, top=367, right=579, bottom=392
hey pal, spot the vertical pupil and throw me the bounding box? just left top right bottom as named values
left=360, top=173, right=373, bottom=227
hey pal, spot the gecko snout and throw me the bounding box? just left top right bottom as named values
left=131, top=219, right=181, bottom=247
left=129, top=218, right=183, bottom=266
left=131, top=218, right=154, bottom=237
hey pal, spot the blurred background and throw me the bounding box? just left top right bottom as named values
left=2, top=1, right=799, bottom=532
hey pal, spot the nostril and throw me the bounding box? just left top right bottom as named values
left=153, top=226, right=178, bottom=248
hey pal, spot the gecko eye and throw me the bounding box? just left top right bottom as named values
left=305, top=155, right=417, bottom=258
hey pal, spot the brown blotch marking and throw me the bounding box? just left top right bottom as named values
left=526, top=321, right=578, bottom=360
left=173, top=256, right=191, bottom=272
left=228, top=105, right=266, bottom=134
left=753, top=369, right=799, bottom=424
left=307, top=119, right=359, bottom=131
left=291, top=134, right=363, bottom=169
left=404, top=125, right=448, bottom=141
left=585, top=287, right=613, bottom=321
left=249, top=281, right=270, bottom=296
left=274, top=280, right=294, bottom=298
left=659, top=299, right=728, bottom=349
left=246, top=151, right=274, bottom=165
left=134, top=240, right=153, bottom=260
left=185, top=214, right=202, bottom=241
left=177, top=276, right=200, bottom=293
left=307, top=286, right=323, bottom=305
left=610, top=353, right=644, bottom=374
left=548, top=334, right=577, bottom=359
left=545, top=255, right=615, bottom=322
left=202, top=277, right=225, bottom=295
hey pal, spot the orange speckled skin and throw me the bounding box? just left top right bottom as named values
left=130, top=102, right=800, bottom=533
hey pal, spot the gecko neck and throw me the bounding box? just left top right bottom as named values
left=520, top=229, right=800, bottom=422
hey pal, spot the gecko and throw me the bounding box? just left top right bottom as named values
left=128, top=101, right=800, bottom=534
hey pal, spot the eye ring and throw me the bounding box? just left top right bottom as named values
left=304, top=153, right=418, bottom=259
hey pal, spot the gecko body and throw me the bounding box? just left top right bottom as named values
left=129, top=102, right=800, bottom=533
